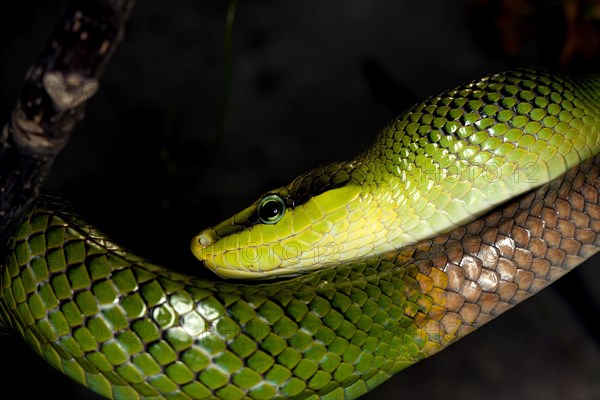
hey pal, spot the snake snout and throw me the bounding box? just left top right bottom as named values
left=190, top=229, right=219, bottom=261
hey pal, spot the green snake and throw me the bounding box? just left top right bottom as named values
left=1, top=68, right=599, bottom=399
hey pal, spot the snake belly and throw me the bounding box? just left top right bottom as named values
left=0, top=69, right=599, bottom=400
left=191, top=69, right=600, bottom=279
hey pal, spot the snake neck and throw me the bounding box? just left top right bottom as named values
left=314, top=68, right=600, bottom=256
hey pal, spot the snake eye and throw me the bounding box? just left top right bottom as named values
left=257, top=194, right=286, bottom=224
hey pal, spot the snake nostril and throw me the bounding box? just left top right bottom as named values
left=197, top=230, right=217, bottom=247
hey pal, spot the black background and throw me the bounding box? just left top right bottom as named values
left=1, top=1, right=598, bottom=399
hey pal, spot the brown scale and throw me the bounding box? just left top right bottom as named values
left=398, top=153, right=599, bottom=353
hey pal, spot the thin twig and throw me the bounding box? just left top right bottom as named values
left=0, top=0, right=137, bottom=247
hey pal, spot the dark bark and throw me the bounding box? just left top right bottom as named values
left=0, top=0, right=136, bottom=247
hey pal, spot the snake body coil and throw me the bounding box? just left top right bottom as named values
left=1, top=69, right=599, bottom=399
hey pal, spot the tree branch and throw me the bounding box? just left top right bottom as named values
left=0, top=0, right=136, bottom=246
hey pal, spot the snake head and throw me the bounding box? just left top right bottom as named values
left=191, top=162, right=371, bottom=279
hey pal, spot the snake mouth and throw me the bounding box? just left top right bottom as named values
left=191, top=233, right=302, bottom=279
left=203, top=259, right=302, bottom=280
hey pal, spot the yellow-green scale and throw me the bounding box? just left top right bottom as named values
left=363, top=68, right=600, bottom=250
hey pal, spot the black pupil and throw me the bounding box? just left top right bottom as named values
left=260, top=200, right=281, bottom=221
